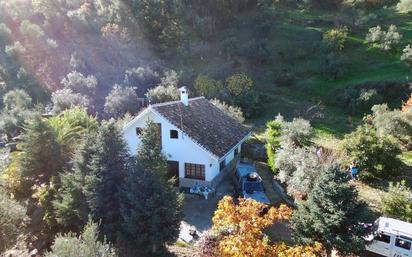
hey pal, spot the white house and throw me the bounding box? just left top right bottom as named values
left=122, top=87, right=251, bottom=188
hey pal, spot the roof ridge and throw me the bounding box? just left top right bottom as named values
left=150, top=96, right=205, bottom=108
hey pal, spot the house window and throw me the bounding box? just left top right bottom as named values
left=170, top=130, right=178, bottom=139
left=184, top=163, right=205, bottom=180
left=219, top=160, right=226, bottom=171
left=234, top=147, right=239, bottom=157
left=136, top=127, right=143, bottom=136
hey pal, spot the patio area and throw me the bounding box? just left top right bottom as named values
left=182, top=177, right=234, bottom=233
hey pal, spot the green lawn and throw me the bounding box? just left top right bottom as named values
left=247, top=6, right=410, bottom=140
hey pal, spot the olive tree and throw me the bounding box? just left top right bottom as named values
left=397, top=0, right=412, bottom=13
left=104, top=84, right=139, bottom=118
left=210, top=99, right=245, bottom=123
left=365, top=25, right=402, bottom=51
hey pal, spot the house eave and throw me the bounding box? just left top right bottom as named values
left=218, top=131, right=252, bottom=162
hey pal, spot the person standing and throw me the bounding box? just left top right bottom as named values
left=349, top=161, right=359, bottom=180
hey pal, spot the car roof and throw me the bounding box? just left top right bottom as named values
left=378, top=217, right=412, bottom=238
left=236, top=161, right=256, bottom=177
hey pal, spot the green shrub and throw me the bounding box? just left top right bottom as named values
left=0, top=188, right=27, bottom=253
left=382, top=180, right=412, bottom=222
left=340, top=124, right=402, bottom=179
left=365, top=25, right=402, bottom=51
left=104, top=85, right=139, bottom=118
left=276, top=145, right=320, bottom=198
left=397, top=0, right=412, bottom=13
left=279, top=116, right=313, bottom=147
left=336, top=80, right=409, bottom=114
left=45, top=220, right=117, bottom=257
left=371, top=104, right=412, bottom=149
left=321, top=53, right=347, bottom=80
left=265, top=119, right=282, bottom=171
left=210, top=99, right=245, bottom=123
left=323, top=27, right=349, bottom=52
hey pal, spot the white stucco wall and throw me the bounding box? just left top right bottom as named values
left=123, top=108, right=220, bottom=182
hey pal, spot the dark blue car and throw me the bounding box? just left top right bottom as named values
left=233, top=160, right=271, bottom=205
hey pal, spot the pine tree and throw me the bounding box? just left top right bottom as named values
left=136, top=120, right=167, bottom=175
left=53, top=134, right=96, bottom=232
left=291, top=165, right=370, bottom=256
left=19, top=116, right=66, bottom=196
left=120, top=162, right=184, bottom=254
left=84, top=121, right=130, bottom=242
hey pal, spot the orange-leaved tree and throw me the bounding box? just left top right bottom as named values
left=271, top=242, right=324, bottom=257
left=211, top=196, right=323, bottom=257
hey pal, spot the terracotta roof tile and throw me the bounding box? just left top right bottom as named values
left=152, top=97, right=251, bottom=158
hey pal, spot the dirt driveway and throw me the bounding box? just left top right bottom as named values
left=182, top=162, right=285, bottom=234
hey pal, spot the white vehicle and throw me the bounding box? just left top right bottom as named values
left=365, top=217, right=412, bottom=257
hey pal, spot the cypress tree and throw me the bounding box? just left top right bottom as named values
left=84, top=121, right=130, bottom=242
left=53, top=134, right=96, bottom=232
left=19, top=116, right=65, bottom=196
left=136, top=120, right=167, bottom=175
left=120, top=162, right=184, bottom=254
left=120, top=120, right=183, bottom=253
left=291, top=165, right=370, bottom=256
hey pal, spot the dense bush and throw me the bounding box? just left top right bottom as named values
left=123, top=66, right=160, bottom=95
left=370, top=104, right=412, bottom=149
left=0, top=188, right=27, bottom=253
left=0, top=89, right=33, bottom=137
left=194, top=73, right=264, bottom=118
left=45, top=220, right=117, bottom=257
left=278, top=116, right=313, bottom=147
left=51, top=88, right=90, bottom=114
left=146, top=70, right=180, bottom=103
left=382, top=180, right=412, bottom=222
left=146, top=84, right=179, bottom=103
left=104, top=84, right=139, bottom=118
left=321, top=53, right=347, bottom=80
left=401, top=44, right=412, bottom=66
left=336, top=80, right=410, bottom=114
left=265, top=119, right=282, bottom=171
left=340, top=124, right=402, bottom=179
left=365, top=25, right=402, bottom=51
left=397, top=0, right=412, bottom=13
left=210, top=98, right=245, bottom=123
left=194, top=74, right=224, bottom=99
left=323, top=27, right=349, bottom=52
left=276, top=145, right=321, bottom=198
left=61, top=71, right=97, bottom=97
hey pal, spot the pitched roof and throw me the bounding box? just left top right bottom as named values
left=152, top=97, right=251, bottom=159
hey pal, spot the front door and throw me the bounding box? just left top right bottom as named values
left=167, top=161, right=179, bottom=187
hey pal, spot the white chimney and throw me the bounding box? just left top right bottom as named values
left=178, top=86, right=189, bottom=106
